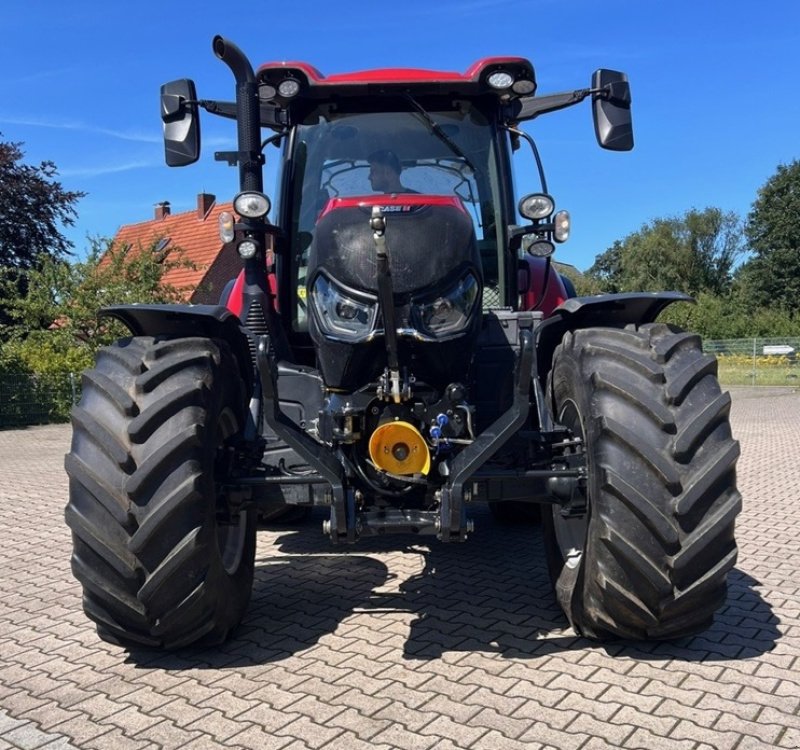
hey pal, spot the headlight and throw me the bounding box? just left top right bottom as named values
left=311, top=275, right=378, bottom=339
left=278, top=78, right=301, bottom=98
left=237, top=239, right=259, bottom=259
left=233, top=191, right=270, bottom=218
left=519, top=193, right=554, bottom=220
left=413, top=274, right=480, bottom=336
left=487, top=71, right=514, bottom=90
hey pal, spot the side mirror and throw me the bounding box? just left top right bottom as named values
left=592, top=70, right=633, bottom=151
left=160, top=79, right=200, bottom=167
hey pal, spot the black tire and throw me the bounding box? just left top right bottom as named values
left=65, top=336, right=256, bottom=649
left=543, top=324, right=741, bottom=640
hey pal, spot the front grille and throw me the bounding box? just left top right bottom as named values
left=482, top=285, right=502, bottom=309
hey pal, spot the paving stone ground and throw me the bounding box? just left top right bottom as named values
left=0, top=386, right=798, bottom=749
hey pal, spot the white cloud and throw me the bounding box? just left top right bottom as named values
left=60, top=160, right=159, bottom=178
left=0, top=115, right=161, bottom=144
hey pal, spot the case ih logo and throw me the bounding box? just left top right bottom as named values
left=379, top=204, right=416, bottom=213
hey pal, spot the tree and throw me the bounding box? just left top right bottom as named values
left=0, top=239, right=193, bottom=424
left=0, top=237, right=193, bottom=366
left=586, top=208, right=744, bottom=296
left=585, top=240, right=624, bottom=293
left=0, top=136, right=84, bottom=269
left=743, top=160, right=800, bottom=313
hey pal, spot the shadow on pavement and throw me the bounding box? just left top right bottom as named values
left=128, top=508, right=778, bottom=668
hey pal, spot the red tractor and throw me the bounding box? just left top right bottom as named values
left=65, top=37, right=740, bottom=648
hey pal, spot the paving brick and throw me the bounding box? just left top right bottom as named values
left=131, top=720, right=204, bottom=750
left=613, top=705, right=677, bottom=736
left=715, top=715, right=781, bottom=749
left=373, top=703, right=440, bottom=732
left=737, top=684, right=800, bottom=714
left=362, top=663, right=432, bottom=690
left=459, top=670, right=519, bottom=695
left=0, top=691, right=49, bottom=717
left=623, top=727, right=699, bottom=749
left=544, top=673, right=608, bottom=700
left=233, top=703, right=299, bottom=734
left=472, top=728, right=548, bottom=750
left=417, top=694, right=483, bottom=724
left=149, top=698, right=213, bottom=728
left=18, top=703, right=81, bottom=733
left=564, top=713, right=634, bottom=747
left=274, top=715, right=345, bottom=748
left=777, top=727, right=800, bottom=749
left=462, top=685, right=527, bottom=714
left=326, top=707, right=393, bottom=741
left=38, top=738, right=82, bottom=750
left=2, top=398, right=800, bottom=750
left=669, top=718, right=741, bottom=750
left=79, top=727, right=154, bottom=750
left=412, top=674, right=478, bottom=702
left=554, top=691, right=621, bottom=722
left=328, top=686, right=392, bottom=716
left=196, top=690, right=258, bottom=718
left=2, top=722, right=63, bottom=750
left=373, top=681, right=437, bottom=710
left=100, top=704, right=163, bottom=737
left=183, top=708, right=252, bottom=742
left=370, top=724, right=438, bottom=750
left=467, top=706, right=534, bottom=739
left=755, top=705, right=800, bottom=730
left=49, top=716, right=112, bottom=745
left=518, top=722, right=590, bottom=750
left=303, top=674, right=362, bottom=701
left=226, top=724, right=293, bottom=750
left=283, top=694, right=343, bottom=724
left=418, top=715, right=489, bottom=746
left=244, top=684, right=304, bottom=711
left=640, top=679, right=704, bottom=706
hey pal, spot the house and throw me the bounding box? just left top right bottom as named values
left=110, top=193, right=240, bottom=305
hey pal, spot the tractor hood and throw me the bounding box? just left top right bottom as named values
left=307, top=195, right=483, bottom=390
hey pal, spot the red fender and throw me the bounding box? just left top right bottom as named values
left=518, top=256, right=568, bottom=317
left=224, top=270, right=279, bottom=318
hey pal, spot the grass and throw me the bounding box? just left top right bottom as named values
left=716, top=357, right=800, bottom=386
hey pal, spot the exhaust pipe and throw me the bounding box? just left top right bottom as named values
left=212, top=35, right=262, bottom=193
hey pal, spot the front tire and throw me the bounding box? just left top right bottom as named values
left=543, top=324, right=741, bottom=640
left=65, top=336, right=256, bottom=649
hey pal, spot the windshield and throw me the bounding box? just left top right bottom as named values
left=286, top=104, right=506, bottom=331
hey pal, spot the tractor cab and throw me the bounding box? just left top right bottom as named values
left=162, top=47, right=634, bottom=370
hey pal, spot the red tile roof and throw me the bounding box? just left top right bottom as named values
left=109, top=198, right=232, bottom=302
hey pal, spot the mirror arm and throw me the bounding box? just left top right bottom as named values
left=508, top=83, right=625, bottom=123
left=507, top=89, right=590, bottom=122
left=197, top=99, right=288, bottom=128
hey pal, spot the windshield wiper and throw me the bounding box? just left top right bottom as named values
left=403, top=93, right=480, bottom=177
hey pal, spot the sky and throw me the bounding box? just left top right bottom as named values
left=1, top=1, right=798, bottom=272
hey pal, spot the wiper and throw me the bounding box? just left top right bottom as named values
left=403, top=93, right=480, bottom=177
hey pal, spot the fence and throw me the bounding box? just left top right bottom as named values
left=704, top=337, right=800, bottom=387
left=0, top=373, right=80, bottom=429
left=0, top=338, right=798, bottom=427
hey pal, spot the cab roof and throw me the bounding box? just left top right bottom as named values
left=255, top=57, right=537, bottom=104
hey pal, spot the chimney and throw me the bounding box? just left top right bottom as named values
left=197, top=193, right=216, bottom=219
left=154, top=201, right=171, bottom=220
